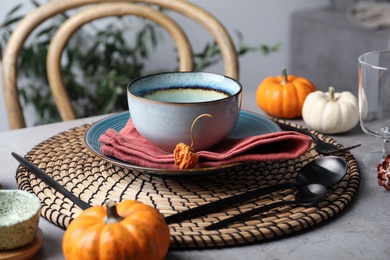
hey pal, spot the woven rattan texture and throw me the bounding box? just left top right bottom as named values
left=16, top=122, right=360, bottom=249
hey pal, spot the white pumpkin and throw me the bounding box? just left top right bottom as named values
left=302, top=86, right=359, bottom=134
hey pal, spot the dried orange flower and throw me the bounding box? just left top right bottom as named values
left=174, top=143, right=199, bottom=169
left=173, top=113, right=212, bottom=169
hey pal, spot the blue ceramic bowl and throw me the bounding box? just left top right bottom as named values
left=127, top=72, right=242, bottom=152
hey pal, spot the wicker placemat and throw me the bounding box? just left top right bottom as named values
left=16, top=121, right=360, bottom=249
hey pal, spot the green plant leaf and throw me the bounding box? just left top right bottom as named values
left=0, top=0, right=278, bottom=126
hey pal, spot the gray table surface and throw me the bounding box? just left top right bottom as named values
left=0, top=96, right=388, bottom=260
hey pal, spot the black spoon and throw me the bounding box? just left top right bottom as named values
left=205, top=183, right=328, bottom=230
left=164, top=156, right=347, bottom=224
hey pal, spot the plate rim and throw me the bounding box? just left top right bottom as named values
left=83, top=109, right=280, bottom=176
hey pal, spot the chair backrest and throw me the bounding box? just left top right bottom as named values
left=2, top=0, right=239, bottom=130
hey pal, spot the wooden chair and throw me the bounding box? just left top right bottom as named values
left=2, top=0, right=239, bottom=130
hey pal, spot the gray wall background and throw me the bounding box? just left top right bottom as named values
left=0, top=0, right=329, bottom=131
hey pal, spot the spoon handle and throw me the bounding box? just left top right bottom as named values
left=205, top=200, right=292, bottom=230
left=165, top=181, right=298, bottom=224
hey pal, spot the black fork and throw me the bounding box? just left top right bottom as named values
left=275, top=121, right=361, bottom=155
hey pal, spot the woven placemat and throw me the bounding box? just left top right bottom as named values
left=16, top=121, right=360, bottom=249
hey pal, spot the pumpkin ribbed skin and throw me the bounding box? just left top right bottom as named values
left=256, top=68, right=316, bottom=118
left=62, top=200, right=170, bottom=260
left=302, top=86, right=359, bottom=134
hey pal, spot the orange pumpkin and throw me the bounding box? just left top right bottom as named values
left=62, top=200, right=170, bottom=260
left=256, top=68, right=316, bottom=118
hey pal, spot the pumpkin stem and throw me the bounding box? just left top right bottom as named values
left=104, top=200, right=123, bottom=224
left=190, top=114, right=213, bottom=148
left=328, top=86, right=336, bottom=101
left=281, top=67, right=288, bottom=85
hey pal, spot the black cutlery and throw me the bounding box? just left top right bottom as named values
left=275, top=121, right=361, bottom=155
left=205, top=183, right=328, bottom=230
left=165, top=156, right=347, bottom=224
left=12, top=152, right=91, bottom=210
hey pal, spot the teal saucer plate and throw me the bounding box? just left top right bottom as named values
left=84, top=110, right=280, bottom=176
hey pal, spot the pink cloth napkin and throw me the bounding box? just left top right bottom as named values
left=99, top=119, right=312, bottom=169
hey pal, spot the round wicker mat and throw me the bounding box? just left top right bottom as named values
left=16, top=121, right=360, bottom=249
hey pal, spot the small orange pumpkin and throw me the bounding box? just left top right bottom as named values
left=62, top=200, right=170, bottom=260
left=256, top=68, right=316, bottom=118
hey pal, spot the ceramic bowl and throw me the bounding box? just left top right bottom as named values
left=127, top=72, right=242, bottom=152
left=0, top=190, right=41, bottom=250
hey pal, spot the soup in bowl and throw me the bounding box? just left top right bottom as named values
left=127, top=72, right=242, bottom=152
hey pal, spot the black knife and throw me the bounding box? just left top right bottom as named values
left=12, top=152, right=91, bottom=210
left=164, top=182, right=297, bottom=224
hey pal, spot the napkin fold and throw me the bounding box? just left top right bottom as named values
left=99, top=119, right=312, bottom=169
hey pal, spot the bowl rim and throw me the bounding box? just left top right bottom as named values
left=0, top=190, right=41, bottom=227
left=127, top=71, right=242, bottom=105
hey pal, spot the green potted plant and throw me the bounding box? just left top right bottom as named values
left=0, top=0, right=280, bottom=125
